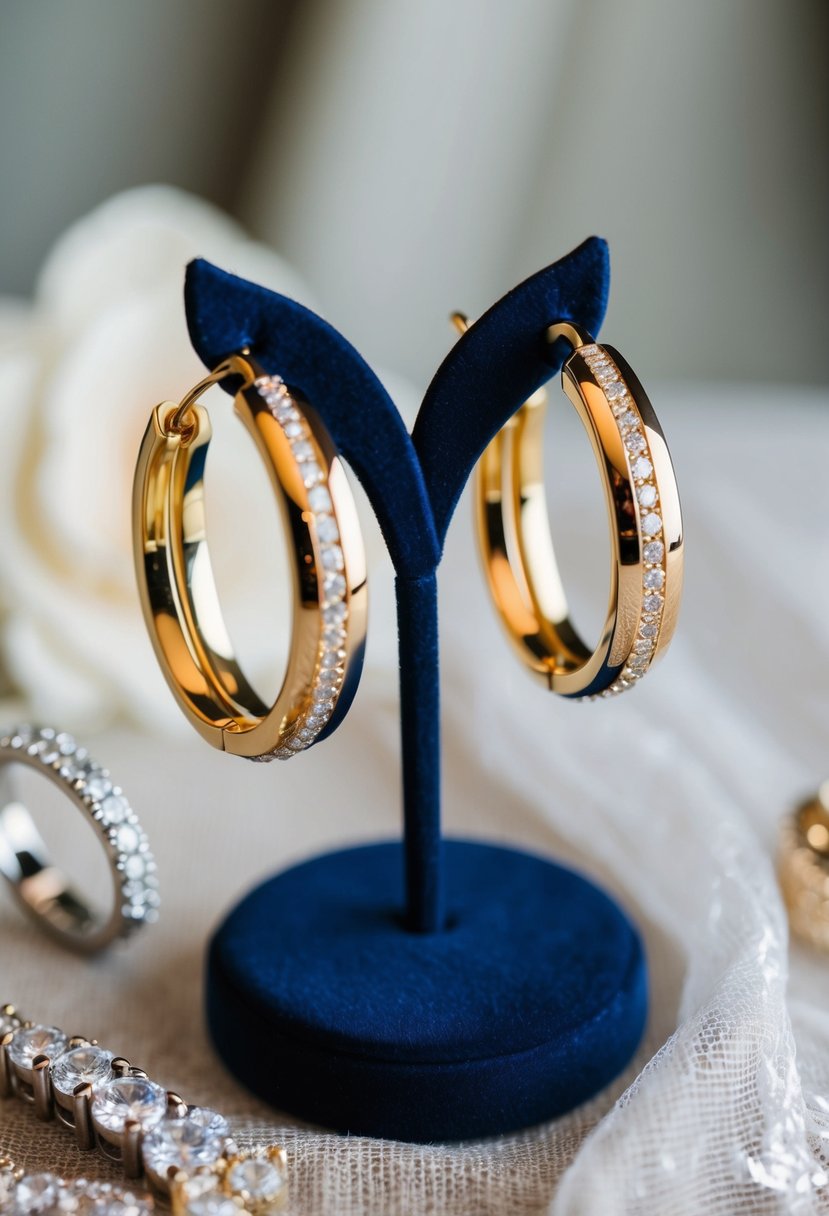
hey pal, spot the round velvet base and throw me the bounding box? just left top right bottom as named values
left=206, top=839, right=646, bottom=1142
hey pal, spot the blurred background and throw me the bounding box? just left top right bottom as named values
left=1, top=0, right=827, bottom=387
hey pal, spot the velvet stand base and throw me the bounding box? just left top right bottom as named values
left=207, top=840, right=646, bottom=1142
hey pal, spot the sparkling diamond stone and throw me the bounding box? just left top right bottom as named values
left=629, top=653, right=649, bottom=669
left=579, top=344, right=599, bottom=357
left=101, top=794, right=129, bottom=825
left=323, top=602, right=347, bottom=627
left=624, top=431, right=646, bottom=454
left=283, top=421, right=304, bottom=439
left=637, top=484, right=657, bottom=507
left=644, top=541, right=664, bottom=564
left=275, top=404, right=299, bottom=424
left=605, top=381, right=627, bottom=400
left=124, top=854, right=146, bottom=880
left=633, top=638, right=654, bottom=654
left=188, top=1197, right=241, bottom=1216
left=13, top=1173, right=62, bottom=1213
left=323, top=573, right=347, bottom=604
left=643, top=567, right=665, bottom=590
left=51, top=1045, right=114, bottom=1097
left=10, top=726, right=34, bottom=748
left=302, top=462, right=323, bottom=487
left=320, top=648, right=345, bottom=670
left=643, top=593, right=663, bottom=613
left=308, top=486, right=332, bottom=513
left=321, top=545, right=344, bottom=571
left=618, top=410, right=639, bottom=431
left=115, top=824, right=140, bottom=854
left=142, top=1107, right=228, bottom=1179
left=291, top=440, right=315, bottom=462
left=8, top=1025, right=68, bottom=1070
left=92, top=1077, right=167, bottom=1136
left=632, top=456, right=653, bottom=480
left=227, top=1156, right=286, bottom=1202
left=316, top=515, right=339, bottom=544
left=642, top=512, right=662, bottom=535
left=639, top=621, right=659, bottom=639
left=84, top=773, right=112, bottom=802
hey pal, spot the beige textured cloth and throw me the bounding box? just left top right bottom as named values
left=2, top=385, right=829, bottom=1214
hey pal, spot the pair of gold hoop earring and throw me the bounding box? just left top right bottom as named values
left=132, top=324, right=683, bottom=761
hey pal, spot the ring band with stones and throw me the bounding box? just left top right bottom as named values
left=133, top=351, right=368, bottom=761
left=473, top=319, right=684, bottom=698
left=0, top=725, right=158, bottom=953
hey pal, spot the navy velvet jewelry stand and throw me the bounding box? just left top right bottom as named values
left=185, top=238, right=647, bottom=1143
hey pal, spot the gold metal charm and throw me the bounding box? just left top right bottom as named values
left=133, top=353, right=367, bottom=760
left=463, top=316, right=683, bottom=698
left=779, top=786, right=829, bottom=952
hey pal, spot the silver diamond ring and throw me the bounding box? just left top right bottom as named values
left=0, top=725, right=158, bottom=952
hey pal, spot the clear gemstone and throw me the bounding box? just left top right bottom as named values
left=124, top=854, right=146, bottom=880
left=187, top=1196, right=240, bottom=1216
left=316, top=515, right=339, bottom=544
left=55, top=733, right=75, bottom=755
left=644, top=541, right=664, bottom=564
left=115, top=824, right=140, bottom=854
left=51, top=1045, right=114, bottom=1096
left=323, top=573, right=346, bottom=604
left=637, top=484, right=657, bottom=507
left=291, top=440, right=315, bottom=462
left=624, top=431, right=646, bottom=454
left=8, top=1025, right=68, bottom=1069
left=283, top=421, right=304, bottom=439
left=302, top=462, right=323, bottom=487
left=643, top=593, right=663, bottom=613
left=142, top=1106, right=228, bottom=1178
left=10, top=726, right=34, bottom=748
left=323, top=627, right=345, bottom=648
left=605, top=381, right=627, bottom=400
left=84, top=773, right=112, bottom=802
left=639, top=621, right=659, bottom=639
left=308, top=486, right=332, bottom=513
left=619, top=410, right=639, bottom=431
left=579, top=344, right=599, bottom=357
left=643, top=567, right=665, bottom=590
left=320, top=648, right=345, bottom=669
left=323, top=602, right=347, bottom=626
left=642, top=512, right=662, bottom=536
left=13, top=1173, right=62, bottom=1213
left=633, top=456, right=653, bottom=480
left=101, top=794, right=129, bottom=825
left=634, top=638, right=654, bottom=654
left=275, top=404, right=299, bottom=424
left=629, top=653, right=649, bottom=670
left=227, top=1156, right=285, bottom=1201
left=321, top=545, right=344, bottom=572
left=92, top=1077, right=167, bottom=1135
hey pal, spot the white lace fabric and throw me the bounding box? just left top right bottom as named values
left=1, top=383, right=828, bottom=1215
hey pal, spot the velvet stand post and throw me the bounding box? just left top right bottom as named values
left=186, top=239, right=647, bottom=1142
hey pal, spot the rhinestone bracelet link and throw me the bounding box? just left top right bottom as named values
left=0, top=1004, right=287, bottom=1214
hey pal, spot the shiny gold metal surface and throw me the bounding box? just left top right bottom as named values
left=779, top=785, right=829, bottom=952
left=133, top=353, right=367, bottom=759
left=465, top=316, right=683, bottom=698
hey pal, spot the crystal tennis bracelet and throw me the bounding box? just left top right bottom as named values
left=0, top=1003, right=287, bottom=1214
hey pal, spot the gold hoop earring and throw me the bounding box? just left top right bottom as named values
left=133, top=352, right=367, bottom=760
left=468, top=318, right=683, bottom=698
